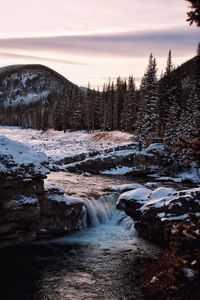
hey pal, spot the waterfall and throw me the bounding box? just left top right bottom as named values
left=82, top=196, right=113, bottom=227
left=45, top=192, right=136, bottom=249
left=81, top=193, right=135, bottom=232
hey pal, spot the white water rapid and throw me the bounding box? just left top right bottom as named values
left=48, top=193, right=139, bottom=251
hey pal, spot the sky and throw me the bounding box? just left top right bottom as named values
left=0, top=0, right=199, bottom=88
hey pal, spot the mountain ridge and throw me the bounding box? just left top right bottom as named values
left=0, top=55, right=199, bottom=132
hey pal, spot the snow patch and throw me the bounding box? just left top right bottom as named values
left=0, top=127, right=134, bottom=164
left=111, top=183, right=143, bottom=192
left=0, top=135, right=49, bottom=175
left=4, top=195, right=38, bottom=209
left=118, top=187, right=152, bottom=202
left=4, top=91, right=49, bottom=107
left=100, top=166, right=133, bottom=175
left=47, top=194, right=83, bottom=205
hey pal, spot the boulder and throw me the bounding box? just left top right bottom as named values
left=37, top=183, right=85, bottom=238
left=117, top=186, right=200, bottom=245
left=0, top=136, right=85, bottom=248
left=116, top=187, right=152, bottom=220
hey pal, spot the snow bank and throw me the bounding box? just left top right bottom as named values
left=0, top=135, right=49, bottom=176
left=0, top=127, right=134, bottom=163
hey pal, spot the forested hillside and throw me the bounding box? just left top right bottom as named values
left=0, top=64, right=84, bottom=130
left=0, top=52, right=200, bottom=153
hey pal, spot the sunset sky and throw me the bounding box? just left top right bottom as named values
left=0, top=0, right=199, bottom=88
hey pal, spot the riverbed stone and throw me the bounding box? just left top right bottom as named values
left=117, top=186, right=200, bottom=245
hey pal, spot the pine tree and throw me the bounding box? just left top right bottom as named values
left=138, top=54, right=159, bottom=143
left=84, top=83, right=96, bottom=133
left=178, top=86, right=200, bottom=139
left=103, top=81, right=111, bottom=131
left=93, top=87, right=102, bottom=130
left=113, top=77, right=126, bottom=130
left=158, top=50, right=175, bottom=136
left=98, top=84, right=106, bottom=130
left=71, top=86, right=84, bottom=130
left=136, top=76, right=146, bottom=134
left=165, top=50, right=174, bottom=76
left=164, top=102, right=180, bottom=158
left=109, top=81, right=115, bottom=130
left=63, top=95, right=69, bottom=133
left=120, top=76, right=137, bottom=132
left=186, top=0, right=200, bottom=26
left=53, top=95, right=64, bottom=131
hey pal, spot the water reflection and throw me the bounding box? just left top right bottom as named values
left=0, top=173, right=156, bottom=300
left=0, top=243, right=147, bottom=300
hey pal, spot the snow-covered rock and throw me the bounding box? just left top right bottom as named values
left=0, top=136, right=85, bottom=248
left=0, top=135, right=49, bottom=177
left=0, top=127, right=164, bottom=175
left=118, top=187, right=152, bottom=203
left=143, top=143, right=164, bottom=155
left=38, top=184, right=85, bottom=238
left=116, top=187, right=152, bottom=220
left=116, top=185, right=200, bottom=245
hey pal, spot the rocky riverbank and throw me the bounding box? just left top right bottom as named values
left=116, top=183, right=200, bottom=245
left=0, top=136, right=85, bottom=248
left=115, top=182, right=200, bottom=300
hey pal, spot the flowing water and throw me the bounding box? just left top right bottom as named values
left=0, top=173, right=157, bottom=300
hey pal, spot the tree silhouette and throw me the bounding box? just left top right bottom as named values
left=186, top=0, right=200, bottom=26
left=197, top=42, right=200, bottom=56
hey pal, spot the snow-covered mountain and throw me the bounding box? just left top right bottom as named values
left=0, top=64, right=83, bottom=128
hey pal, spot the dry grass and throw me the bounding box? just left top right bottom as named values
left=90, top=131, right=134, bottom=143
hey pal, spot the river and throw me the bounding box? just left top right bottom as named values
left=0, top=172, right=158, bottom=300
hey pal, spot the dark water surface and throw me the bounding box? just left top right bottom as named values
left=0, top=173, right=159, bottom=300
left=0, top=243, right=153, bottom=300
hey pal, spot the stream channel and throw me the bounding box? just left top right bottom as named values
left=0, top=172, right=159, bottom=300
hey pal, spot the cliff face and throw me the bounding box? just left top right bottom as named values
left=0, top=64, right=82, bottom=129
left=0, top=136, right=84, bottom=248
